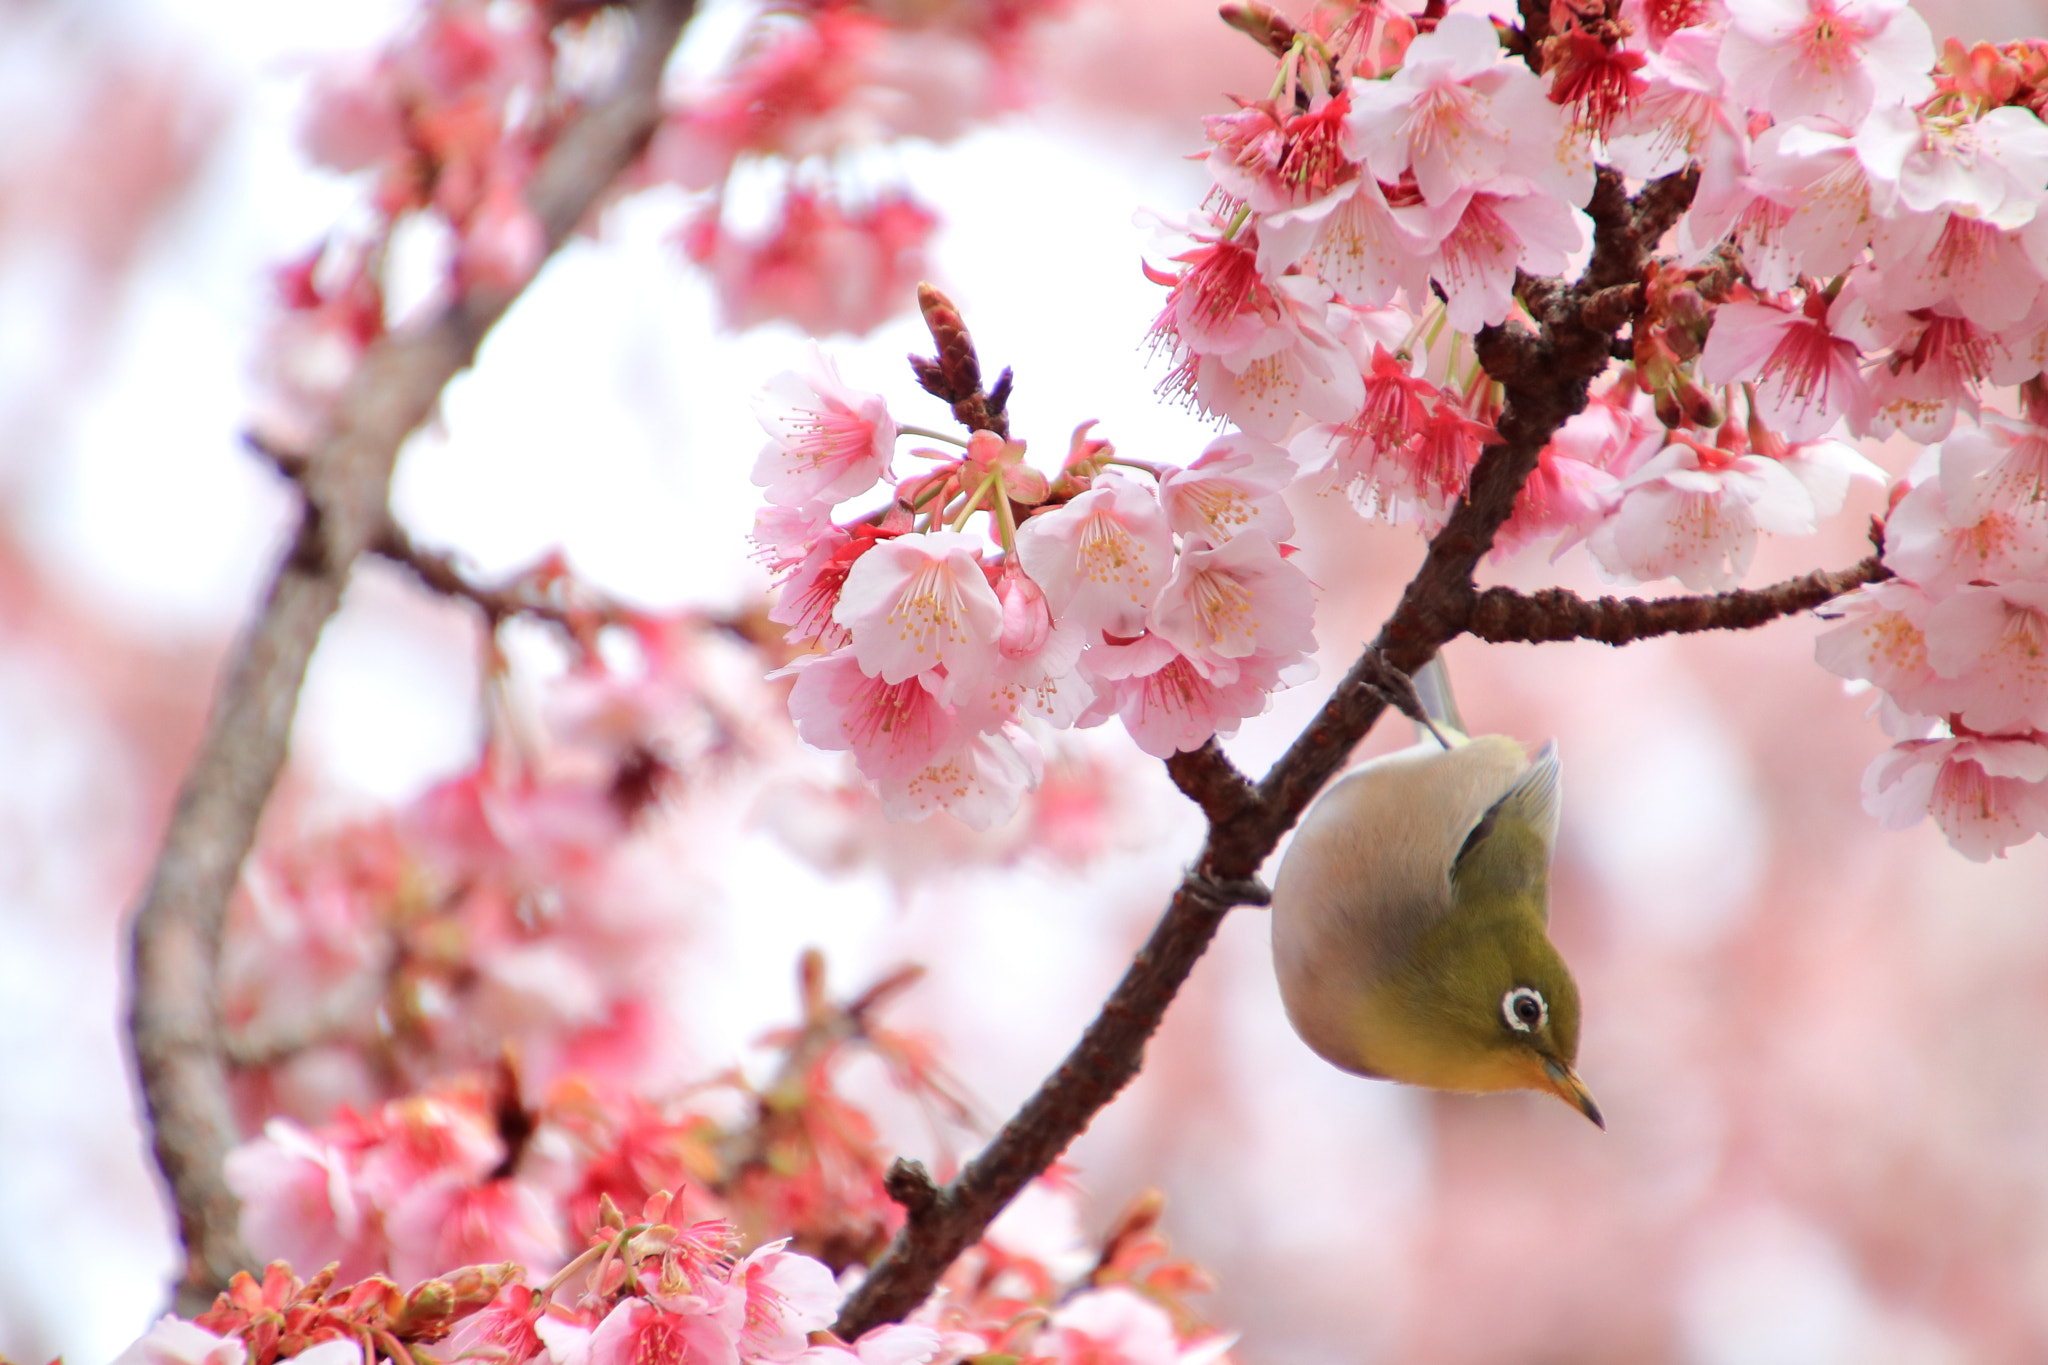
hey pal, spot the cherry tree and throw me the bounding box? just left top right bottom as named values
left=10, top=0, right=2048, bottom=1359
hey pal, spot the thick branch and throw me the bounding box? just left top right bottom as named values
left=832, top=168, right=1707, bottom=1336
left=1470, top=557, right=1889, bottom=646
left=125, top=0, right=696, bottom=1314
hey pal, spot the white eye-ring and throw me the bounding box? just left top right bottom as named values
left=1502, top=986, right=1547, bottom=1033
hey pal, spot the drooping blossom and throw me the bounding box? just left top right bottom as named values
left=1698, top=295, right=1870, bottom=440
left=1587, top=431, right=1860, bottom=589
left=1848, top=308, right=1995, bottom=441
left=1869, top=209, right=2044, bottom=334
left=1191, top=272, right=1365, bottom=438
left=1256, top=173, right=1431, bottom=309
left=1862, top=731, right=2048, bottom=860
left=785, top=651, right=972, bottom=787
left=1603, top=31, right=1752, bottom=253
left=783, top=649, right=1039, bottom=830
left=1498, top=395, right=1656, bottom=554
left=1376, top=396, right=1503, bottom=532
left=1745, top=117, right=1882, bottom=284
left=1079, top=633, right=1293, bottom=759
left=1204, top=90, right=1356, bottom=215
left=1814, top=580, right=1956, bottom=734
left=1920, top=583, right=2048, bottom=733
left=768, top=524, right=894, bottom=650
left=752, top=352, right=898, bottom=509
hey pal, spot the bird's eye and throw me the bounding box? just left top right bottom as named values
left=1502, top=986, right=1547, bottom=1033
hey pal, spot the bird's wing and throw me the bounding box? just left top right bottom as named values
left=1451, top=740, right=1562, bottom=920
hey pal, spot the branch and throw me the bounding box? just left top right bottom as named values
left=832, top=169, right=1705, bottom=1336
left=373, top=520, right=630, bottom=642
left=1469, top=556, right=1890, bottom=646
left=125, top=0, right=697, bottom=1314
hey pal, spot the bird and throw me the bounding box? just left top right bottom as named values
left=1268, top=656, right=1601, bottom=1127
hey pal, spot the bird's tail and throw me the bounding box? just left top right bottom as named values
left=1413, top=655, right=1468, bottom=747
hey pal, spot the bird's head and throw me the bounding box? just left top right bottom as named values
left=1373, top=912, right=1601, bottom=1127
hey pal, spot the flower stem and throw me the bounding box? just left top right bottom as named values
left=898, top=424, right=971, bottom=449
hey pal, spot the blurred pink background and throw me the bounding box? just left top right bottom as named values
left=5, top=0, right=2048, bottom=1361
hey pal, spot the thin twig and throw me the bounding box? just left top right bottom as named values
left=1468, top=556, right=1890, bottom=646
left=373, top=520, right=630, bottom=639
left=125, top=0, right=698, bottom=1314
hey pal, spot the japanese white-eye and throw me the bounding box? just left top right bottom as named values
left=1269, top=659, right=1601, bottom=1127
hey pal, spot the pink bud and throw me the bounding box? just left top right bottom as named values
left=998, top=569, right=1053, bottom=660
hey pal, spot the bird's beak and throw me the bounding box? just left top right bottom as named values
left=1541, top=1057, right=1605, bottom=1129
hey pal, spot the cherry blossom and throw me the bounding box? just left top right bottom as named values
left=1851, top=309, right=1994, bottom=441
left=685, top=190, right=938, bottom=338
left=1191, top=273, right=1365, bottom=439
left=1698, top=295, right=1870, bottom=440
left=1603, top=31, right=1752, bottom=252
left=834, top=531, right=1004, bottom=691
left=1716, top=0, right=1933, bottom=126
left=1256, top=174, right=1431, bottom=309
left=1150, top=531, right=1317, bottom=686
left=1016, top=477, right=1175, bottom=641
left=1588, top=432, right=1828, bottom=589
left=1042, top=1288, right=1216, bottom=1365
left=1814, top=579, right=1956, bottom=732
left=753, top=353, right=898, bottom=510
left=1205, top=91, right=1356, bottom=216
left=788, top=1324, right=945, bottom=1365
left=1498, top=400, right=1640, bottom=554
left=785, top=650, right=969, bottom=787
left=1422, top=180, right=1589, bottom=331
left=784, top=649, right=1039, bottom=829
left=115, top=1317, right=248, bottom=1365
left=1158, top=434, right=1298, bottom=546
left=1345, top=13, right=1575, bottom=209
left=1857, top=104, right=2048, bottom=231
left=1079, top=632, right=1300, bottom=759
left=1920, top=582, right=2048, bottom=733
left=1881, top=453, right=2048, bottom=592
left=1745, top=118, right=1882, bottom=285
left=1862, top=732, right=2048, bottom=860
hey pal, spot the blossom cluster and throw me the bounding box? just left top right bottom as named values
left=1817, top=385, right=2048, bottom=859
left=751, top=351, right=1320, bottom=829
left=221, top=603, right=786, bottom=1124
left=656, top=0, right=1063, bottom=335
left=127, top=1128, right=1234, bottom=1365
left=260, top=0, right=1069, bottom=449
left=745, top=1, right=2048, bottom=855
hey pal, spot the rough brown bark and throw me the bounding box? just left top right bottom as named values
left=125, top=0, right=698, bottom=1314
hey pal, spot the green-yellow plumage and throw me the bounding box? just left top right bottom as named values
left=1269, top=664, right=1600, bottom=1126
